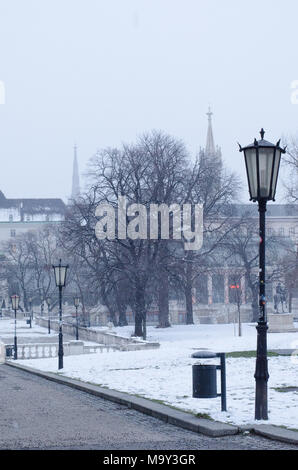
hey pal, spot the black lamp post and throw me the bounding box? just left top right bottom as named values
left=46, top=297, right=51, bottom=334
left=239, top=129, right=286, bottom=420
left=74, top=296, right=80, bottom=340
left=52, top=259, right=68, bottom=370
left=11, top=294, right=20, bottom=360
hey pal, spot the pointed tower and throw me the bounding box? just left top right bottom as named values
left=205, top=107, right=216, bottom=156
left=71, top=144, right=80, bottom=200
left=200, top=107, right=222, bottom=165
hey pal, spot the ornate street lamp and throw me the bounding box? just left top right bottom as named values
left=46, top=297, right=51, bottom=334
left=11, top=294, right=20, bottom=360
left=74, top=296, right=80, bottom=340
left=239, top=129, right=286, bottom=420
left=52, top=259, right=69, bottom=370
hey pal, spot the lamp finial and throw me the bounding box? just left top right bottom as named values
left=260, top=128, right=265, bottom=140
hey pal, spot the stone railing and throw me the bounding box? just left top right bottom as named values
left=35, top=317, right=160, bottom=351
left=6, top=340, right=119, bottom=360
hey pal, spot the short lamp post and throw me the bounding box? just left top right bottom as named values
left=46, top=297, right=51, bottom=334
left=52, top=259, right=69, bottom=370
left=74, top=296, right=80, bottom=340
left=239, top=129, right=286, bottom=420
left=11, top=294, right=20, bottom=360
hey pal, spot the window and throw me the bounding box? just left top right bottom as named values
left=9, top=214, right=13, bottom=222
left=10, top=229, right=16, bottom=237
left=279, top=227, right=284, bottom=237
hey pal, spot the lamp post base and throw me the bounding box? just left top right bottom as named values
left=254, top=322, right=269, bottom=420
left=58, top=330, right=63, bottom=370
left=14, top=336, right=17, bottom=360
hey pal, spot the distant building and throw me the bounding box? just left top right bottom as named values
left=0, top=190, right=65, bottom=243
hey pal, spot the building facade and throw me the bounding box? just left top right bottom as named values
left=0, top=190, right=65, bottom=243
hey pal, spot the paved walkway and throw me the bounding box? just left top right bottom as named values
left=0, top=365, right=296, bottom=450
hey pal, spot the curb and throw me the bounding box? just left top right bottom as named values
left=5, top=361, right=298, bottom=445
left=251, top=425, right=298, bottom=446
left=238, top=424, right=298, bottom=446
left=5, top=361, right=237, bottom=438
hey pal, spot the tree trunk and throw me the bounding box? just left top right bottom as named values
left=102, top=292, right=118, bottom=326
left=134, top=283, right=145, bottom=337
left=184, top=261, right=194, bottom=325
left=246, top=271, right=259, bottom=322
left=118, top=304, right=128, bottom=326
left=185, top=284, right=194, bottom=324
left=251, top=287, right=259, bottom=322
left=108, top=309, right=117, bottom=326
left=289, top=289, right=293, bottom=313
left=158, top=271, right=170, bottom=328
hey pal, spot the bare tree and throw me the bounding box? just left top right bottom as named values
left=283, top=136, right=298, bottom=202
left=85, top=131, right=192, bottom=336
left=168, top=155, right=240, bottom=324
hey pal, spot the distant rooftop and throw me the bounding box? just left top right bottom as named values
left=231, top=203, right=298, bottom=218
left=0, top=191, right=66, bottom=214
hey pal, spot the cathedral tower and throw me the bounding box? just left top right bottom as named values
left=202, top=106, right=222, bottom=164
left=71, top=144, right=80, bottom=200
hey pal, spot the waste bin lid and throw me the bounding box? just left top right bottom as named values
left=191, top=350, right=217, bottom=359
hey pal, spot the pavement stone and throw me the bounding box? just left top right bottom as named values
left=5, top=361, right=298, bottom=447
left=0, top=363, right=297, bottom=450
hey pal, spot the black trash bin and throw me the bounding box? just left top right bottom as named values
left=192, top=363, right=217, bottom=398
left=5, top=345, right=14, bottom=357
left=191, top=350, right=227, bottom=411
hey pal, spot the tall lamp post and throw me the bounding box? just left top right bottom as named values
left=74, top=296, right=80, bottom=340
left=11, top=294, right=20, bottom=360
left=239, top=129, right=286, bottom=420
left=52, top=259, right=69, bottom=370
left=46, top=297, right=51, bottom=334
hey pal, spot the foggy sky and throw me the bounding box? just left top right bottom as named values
left=0, top=0, right=297, bottom=203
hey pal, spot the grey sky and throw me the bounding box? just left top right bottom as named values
left=0, top=0, right=297, bottom=202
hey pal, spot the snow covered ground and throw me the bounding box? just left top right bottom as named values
left=0, top=317, right=58, bottom=341
left=10, top=323, right=298, bottom=429
left=0, top=318, right=98, bottom=346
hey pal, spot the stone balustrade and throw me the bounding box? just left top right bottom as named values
left=6, top=340, right=119, bottom=360
left=14, top=343, right=58, bottom=359
left=35, top=316, right=160, bottom=351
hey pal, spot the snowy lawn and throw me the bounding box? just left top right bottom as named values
left=14, top=323, right=298, bottom=430
left=0, top=318, right=58, bottom=340
left=0, top=318, right=98, bottom=346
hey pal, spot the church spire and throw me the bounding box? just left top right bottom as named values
left=71, top=144, right=80, bottom=200
left=205, top=106, right=216, bottom=156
